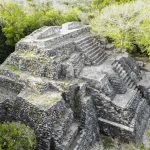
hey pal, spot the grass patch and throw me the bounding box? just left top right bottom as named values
left=3, top=64, right=20, bottom=74
left=27, top=92, right=61, bottom=109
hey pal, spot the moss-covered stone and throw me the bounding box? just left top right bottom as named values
left=3, top=64, right=20, bottom=74
left=26, top=92, right=62, bottom=110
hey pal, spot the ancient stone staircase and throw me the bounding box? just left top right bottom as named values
left=76, top=36, right=109, bottom=66
left=112, top=60, right=138, bottom=90
left=79, top=50, right=150, bottom=142
left=108, top=75, right=127, bottom=94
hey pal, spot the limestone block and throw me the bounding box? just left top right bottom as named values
left=37, top=26, right=61, bottom=39
left=62, top=22, right=82, bottom=30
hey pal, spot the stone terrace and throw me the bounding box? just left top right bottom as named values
left=0, top=22, right=150, bottom=149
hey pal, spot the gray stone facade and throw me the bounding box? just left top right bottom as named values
left=0, top=22, right=150, bottom=149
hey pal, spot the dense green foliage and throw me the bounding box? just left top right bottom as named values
left=0, top=1, right=81, bottom=63
left=0, top=122, right=36, bottom=150
left=91, top=0, right=150, bottom=56
left=0, top=2, right=81, bottom=46
left=91, top=0, right=135, bottom=10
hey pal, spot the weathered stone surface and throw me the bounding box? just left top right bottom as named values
left=1, top=22, right=150, bottom=149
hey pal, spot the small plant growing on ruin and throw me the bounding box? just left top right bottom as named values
left=102, top=136, right=115, bottom=149
left=0, top=122, right=36, bottom=150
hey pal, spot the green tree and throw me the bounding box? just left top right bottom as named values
left=0, top=2, right=28, bottom=46
left=0, top=122, right=36, bottom=150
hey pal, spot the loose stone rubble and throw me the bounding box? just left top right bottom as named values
left=0, top=22, right=150, bottom=150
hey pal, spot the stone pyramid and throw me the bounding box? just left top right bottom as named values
left=0, top=22, right=150, bottom=150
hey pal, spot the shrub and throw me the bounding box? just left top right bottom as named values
left=91, top=0, right=150, bottom=55
left=63, top=7, right=81, bottom=22
left=91, top=0, right=135, bottom=10
left=0, top=2, right=28, bottom=46
left=137, top=18, right=150, bottom=56
left=0, top=122, right=36, bottom=150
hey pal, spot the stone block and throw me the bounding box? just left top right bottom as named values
left=62, top=22, right=82, bottom=30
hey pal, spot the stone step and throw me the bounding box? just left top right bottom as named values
left=83, top=44, right=99, bottom=54
left=87, top=47, right=103, bottom=59
left=120, top=71, right=128, bottom=78
left=126, top=79, right=133, bottom=88
left=115, top=63, right=122, bottom=71
left=76, top=36, right=93, bottom=46
left=112, top=61, right=138, bottom=90
left=111, top=60, right=117, bottom=66
left=79, top=40, right=94, bottom=50
left=84, top=45, right=100, bottom=57
left=125, top=77, right=137, bottom=89
left=126, top=78, right=132, bottom=85
left=135, top=98, right=150, bottom=127
left=128, top=81, right=135, bottom=89
left=132, top=84, right=137, bottom=90
left=112, top=61, right=119, bottom=67
left=116, top=65, right=124, bottom=74
left=124, top=76, right=130, bottom=83
left=39, top=27, right=91, bottom=48
left=118, top=66, right=124, bottom=74
left=90, top=50, right=104, bottom=61
left=62, top=123, right=79, bottom=150
left=112, top=61, right=140, bottom=92
left=92, top=52, right=108, bottom=65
